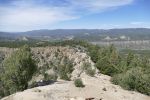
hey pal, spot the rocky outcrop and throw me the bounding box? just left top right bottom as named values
left=31, top=46, right=97, bottom=81
left=0, top=46, right=97, bottom=82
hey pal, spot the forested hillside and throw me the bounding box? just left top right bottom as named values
left=1, top=28, right=150, bottom=41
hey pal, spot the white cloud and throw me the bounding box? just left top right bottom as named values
left=0, top=7, right=75, bottom=27
left=102, top=22, right=150, bottom=29
left=0, top=0, right=134, bottom=31
left=99, top=24, right=121, bottom=29
left=70, top=0, right=133, bottom=12
left=130, top=21, right=145, bottom=25
left=129, top=21, right=150, bottom=28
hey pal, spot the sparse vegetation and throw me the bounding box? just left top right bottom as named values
left=58, top=57, right=74, bottom=80
left=74, top=78, right=84, bottom=87
left=84, top=42, right=150, bottom=95
left=82, top=62, right=95, bottom=77
left=58, top=40, right=150, bottom=95
left=86, top=68, right=95, bottom=77
left=49, top=56, right=74, bottom=81
left=44, top=73, right=58, bottom=81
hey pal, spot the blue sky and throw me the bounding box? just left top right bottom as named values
left=0, top=0, right=149, bottom=32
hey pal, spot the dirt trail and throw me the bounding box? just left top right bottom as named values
left=2, top=73, right=150, bottom=100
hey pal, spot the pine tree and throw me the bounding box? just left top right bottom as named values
left=1, top=45, right=36, bottom=95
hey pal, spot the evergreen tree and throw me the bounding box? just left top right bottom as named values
left=126, top=51, right=134, bottom=66
left=1, top=45, right=36, bottom=95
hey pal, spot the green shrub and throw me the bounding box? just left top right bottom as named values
left=0, top=81, right=4, bottom=99
left=94, top=45, right=121, bottom=76
left=82, top=62, right=95, bottom=77
left=44, top=73, right=58, bottom=81
left=58, top=64, right=72, bottom=81
left=0, top=45, right=37, bottom=96
left=57, top=57, right=74, bottom=81
left=82, top=62, right=91, bottom=70
left=112, top=67, right=150, bottom=95
left=74, top=78, right=84, bottom=87
left=59, top=71, right=70, bottom=81
left=86, top=68, right=95, bottom=77
left=96, top=58, right=119, bottom=76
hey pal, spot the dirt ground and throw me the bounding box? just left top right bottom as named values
left=2, top=73, right=150, bottom=100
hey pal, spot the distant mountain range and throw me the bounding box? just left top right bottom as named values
left=0, top=28, right=150, bottom=41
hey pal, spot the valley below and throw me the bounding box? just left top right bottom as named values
left=91, top=40, right=150, bottom=50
